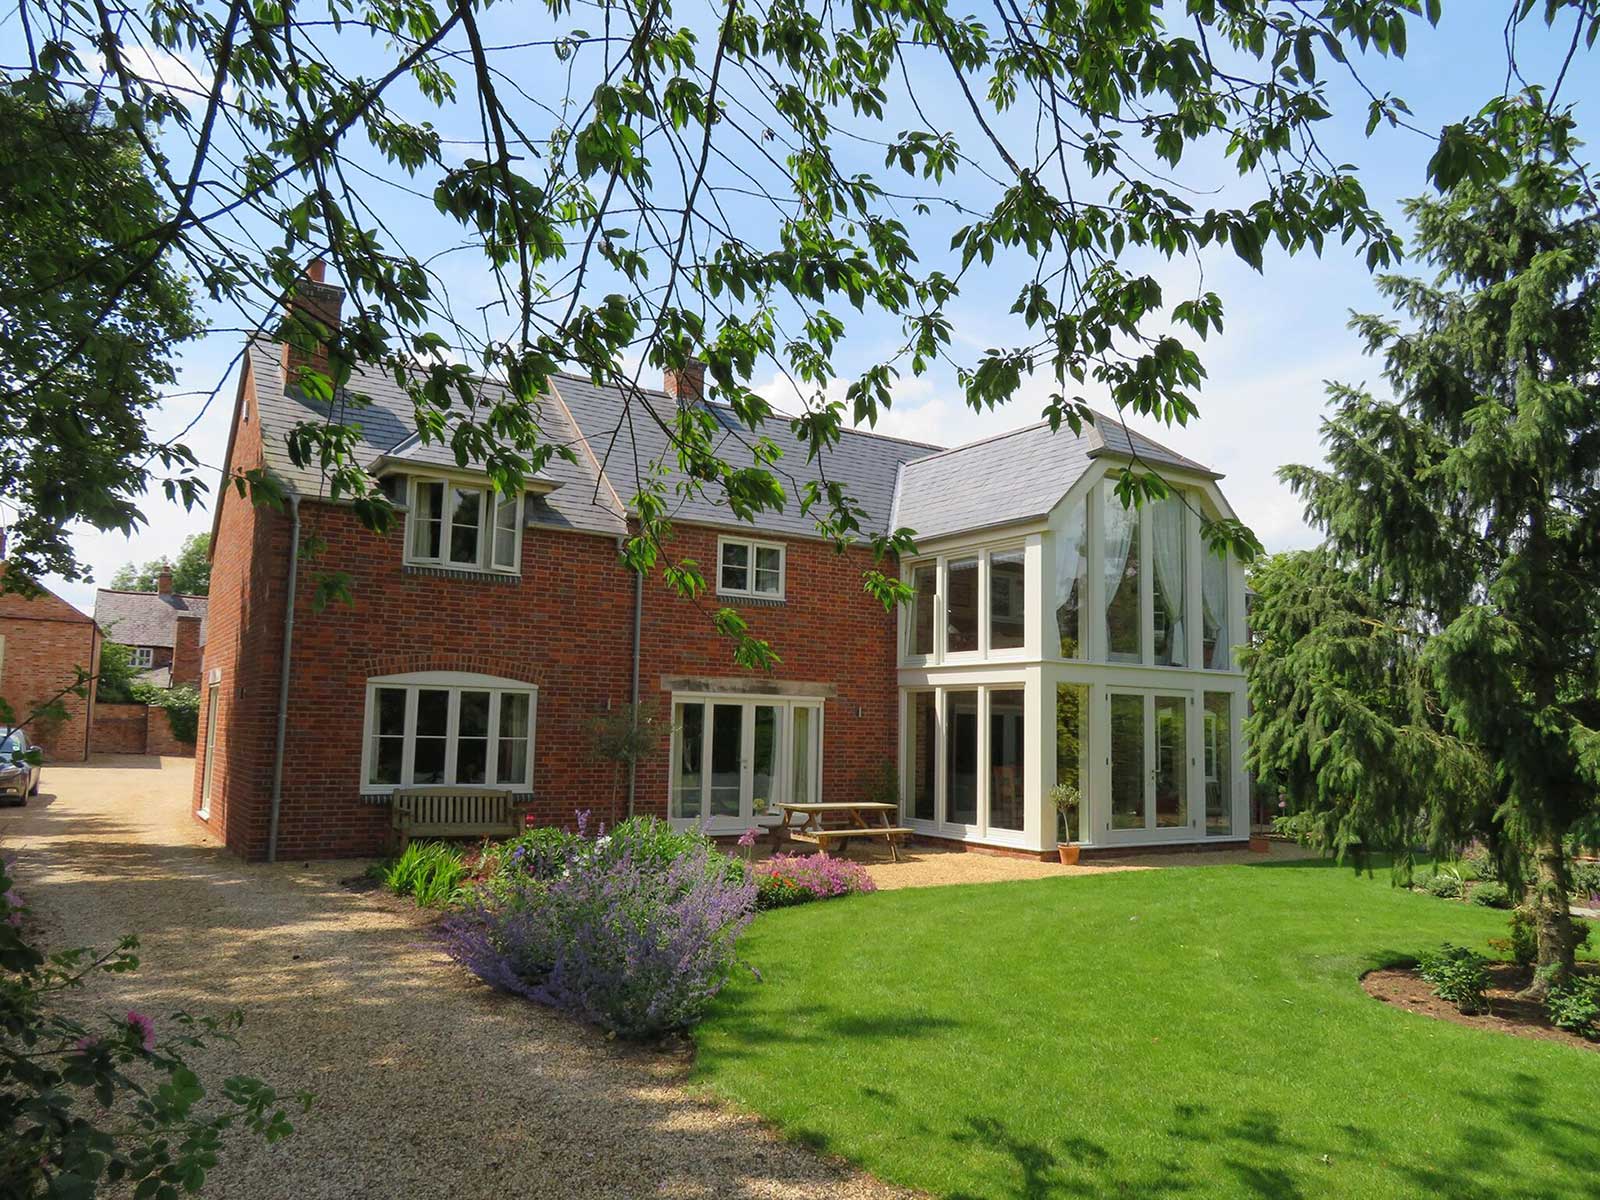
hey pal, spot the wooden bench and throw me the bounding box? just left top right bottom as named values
left=391, top=786, right=521, bottom=851
left=806, top=826, right=914, bottom=859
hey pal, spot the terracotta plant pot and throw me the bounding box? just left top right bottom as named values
left=1057, top=844, right=1080, bottom=865
left=1248, top=834, right=1271, bottom=853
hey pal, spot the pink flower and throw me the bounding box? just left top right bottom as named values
left=126, top=1011, right=156, bottom=1051
left=75, top=1036, right=99, bottom=1052
left=737, top=828, right=759, bottom=848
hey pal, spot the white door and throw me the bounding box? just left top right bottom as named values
left=672, top=698, right=819, bottom=825
left=198, top=682, right=220, bottom=819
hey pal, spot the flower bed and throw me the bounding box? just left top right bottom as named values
left=441, top=816, right=756, bottom=1039
left=753, top=853, right=877, bottom=910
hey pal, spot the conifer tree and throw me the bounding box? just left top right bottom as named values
left=1260, top=95, right=1600, bottom=994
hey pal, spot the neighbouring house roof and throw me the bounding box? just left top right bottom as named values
left=890, top=412, right=1221, bottom=542
left=135, top=665, right=173, bottom=689
left=92, top=589, right=207, bottom=649
left=245, top=337, right=1223, bottom=544
left=246, top=340, right=628, bottom=536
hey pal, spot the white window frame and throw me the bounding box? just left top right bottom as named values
left=359, top=671, right=537, bottom=795
left=667, top=692, right=822, bottom=827
left=404, top=476, right=523, bottom=575
left=128, top=646, right=155, bottom=669
left=898, top=538, right=1030, bottom=666
left=716, top=536, right=786, bottom=599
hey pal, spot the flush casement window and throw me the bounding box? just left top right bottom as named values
left=361, top=672, right=536, bottom=794
left=670, top=694, right=820, bottom=825
left=901, top=542, right=1031, bottom=663
left=129, top=646, right=155, bottom=669
left=406, top=477, right=522, bottom=573
left=717, top=537, right=785, bottom=599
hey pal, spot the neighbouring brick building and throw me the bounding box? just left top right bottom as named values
left=0, top=569, right=101, bottom=761
left=93, top=571, right=207, bottom=691
left=198, top=265, right=1251, bottom=862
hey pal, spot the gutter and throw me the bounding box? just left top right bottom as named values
left=267, top=494, right=301, bottom=863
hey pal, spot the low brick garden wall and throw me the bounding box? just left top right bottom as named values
left=89, top=703, right=195, bottom=758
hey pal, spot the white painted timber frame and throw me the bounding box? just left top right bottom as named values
left=715, top=535, right=787, bottom=600
left=896, top=456, right=1249, bottom=854
left=359, top=670, right=538, bottom=796
left=667, top=688, right=823, bottom=833
left=401, top=473, right=525, bottom=576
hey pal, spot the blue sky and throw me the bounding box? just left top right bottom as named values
left=12, top=3, right=1595, bottom=614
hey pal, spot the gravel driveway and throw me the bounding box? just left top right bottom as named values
left=1, top=757, right=915, bottom=1200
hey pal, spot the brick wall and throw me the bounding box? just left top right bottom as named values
left=192, top=355, right=290, bottom=858
left=0, top=589, right=98, bottom=762
left=634, top=524, right=900, bottom=818
left=90, top=703, right=149, bottom=755
left=145, top=706, right=196, bottom=757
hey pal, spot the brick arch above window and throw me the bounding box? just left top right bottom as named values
left=354, top=652, right=544, bottom=687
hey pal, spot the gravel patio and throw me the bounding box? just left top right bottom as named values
left=0, top=758, right=917, bottom=1200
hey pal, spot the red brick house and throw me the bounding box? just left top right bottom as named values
left=197, top=271, right=1250, bottom=862
left=0, top=569, right=101, bottom=761
left=93, top=570, right=206, bottom=691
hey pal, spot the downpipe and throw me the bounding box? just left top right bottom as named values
left=267, top=494, right=301, bottom=863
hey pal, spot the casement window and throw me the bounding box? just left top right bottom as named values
left=129, top=647, right=154, bottom=669
left=717, top=537, right=785, bottom=599
left=361, top=672, right=536, bottom=793
left=902, top=543, right=1030, bottom=663
left=406, top=477, right=522, bottom=574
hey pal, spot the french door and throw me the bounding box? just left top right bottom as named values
left=1106, top=688, right=1191, bottom=838
left=671, top=696, right=821, bottom=824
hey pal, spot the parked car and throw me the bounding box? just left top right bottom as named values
left=0, top=730, right=42, bottom=803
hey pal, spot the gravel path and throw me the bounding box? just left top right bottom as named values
left=1, top=757, right=917, bottom=1200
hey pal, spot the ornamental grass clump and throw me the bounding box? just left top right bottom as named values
left=753, top=853, right=877, bottom=910
left=441, top=838, right=756, bottom=1039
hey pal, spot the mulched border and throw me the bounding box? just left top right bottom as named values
left=1362, top=961, right=1599, bottom=1053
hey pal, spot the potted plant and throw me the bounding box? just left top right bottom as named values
left=1050, top=782, right=1081, bottom=865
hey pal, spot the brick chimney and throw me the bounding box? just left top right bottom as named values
left=280, top=258, right=346, bottom=387
left=172, top=615, right=202, bottom=689
left=156, top=563, right=173, bottom=595
left=663, top=358, right=706, bottom=406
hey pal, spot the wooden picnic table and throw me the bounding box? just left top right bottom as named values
left=776, top=801, right=912, bottom=862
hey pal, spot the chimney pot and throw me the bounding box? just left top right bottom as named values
left=663, top=358, right=706, bottom=406
left=156, top=564, right=173, bottom=595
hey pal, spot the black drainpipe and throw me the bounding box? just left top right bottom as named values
left=267, top=494, right=301, bottom=862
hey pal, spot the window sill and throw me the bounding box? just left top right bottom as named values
left=360, top=789, right=536, bottom=806
left=714, top=593, right=787, bottom=607
left=403, top=563, right=521, bottom=584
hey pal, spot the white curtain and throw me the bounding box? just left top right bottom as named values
left=1202, top=549, right=1230, bottom=670
left=1151, top=499, right=1186, bottom=666
left=1102, top=491, right=1136, bottom=624
left=1054, top=501, right=1085, bottom=655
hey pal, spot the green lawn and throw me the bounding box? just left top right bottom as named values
left=694, top=860, right=1599, bottom=1199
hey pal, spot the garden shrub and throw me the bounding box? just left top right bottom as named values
left=0, top=860, right=307, bottom=1195
left=1423, top=870, right=1464, bottom=899
left=382, top=841, right=470, bottom=908
left=1416, top=943, right=1491, bottom=1015
left=1543, top=975, right=1600, bottom=1038
left=599, top=815, right=745, bottom=885
left=135, top=683, right=201, bottom=744
left=440, top=840, right=756, bottom=1039
left=753, top=853, right=877, bottom=910
left=1469, top=881, right=1512, bottom=909
left=497, top=825, right=584, bottom=882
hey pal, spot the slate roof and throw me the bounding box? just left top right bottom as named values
left=890, top=412, right=1221, bottom=542
left=245, top=338, right=1221, bottom=543
left=548, top=373, right=938, bottom=539
left=245, top=341, right=627, bottom=536
left=92, top=590, right=207, bottom=649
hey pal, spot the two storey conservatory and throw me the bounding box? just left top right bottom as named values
left=891, top=416, right=1249, bottom=854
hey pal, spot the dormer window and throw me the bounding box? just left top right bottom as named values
left=406, top=477, right=522, bottom=574
left=717, top=537, right=785, bottom=599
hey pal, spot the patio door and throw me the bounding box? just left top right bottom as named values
left=672, top=697, right=819, bottom=826
left=1105, top=689, right=1192, bottom=838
